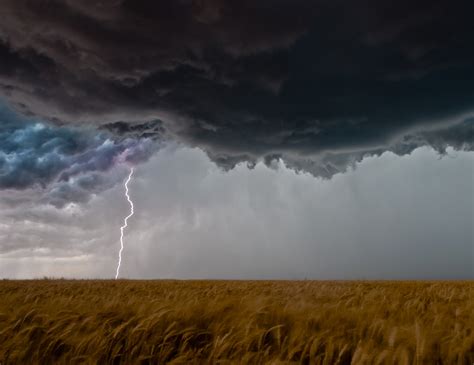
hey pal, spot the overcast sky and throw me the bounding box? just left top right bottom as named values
left=1, top=143, right=472, bottom=279
left=0, top=1, right=473, bottom=279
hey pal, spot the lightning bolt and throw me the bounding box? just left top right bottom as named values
left=115, top=167, right=134, bottom=279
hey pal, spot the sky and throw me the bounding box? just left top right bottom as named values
left=0, top=0, right=473, bottom=279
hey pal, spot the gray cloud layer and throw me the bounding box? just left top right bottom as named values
left=1, top=146, right=472, bottom=279
left=0, top=0, right=472, bottom=182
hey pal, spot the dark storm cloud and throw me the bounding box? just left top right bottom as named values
left=0, top=0, right=473, bottom=177
left=264, top=118, right=474, bottom=178
left=0, top=103, right=155, bottom=206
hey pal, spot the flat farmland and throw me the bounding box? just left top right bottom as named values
left=0, top=280, right=472, bottom=364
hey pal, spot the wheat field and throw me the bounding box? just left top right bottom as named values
left=0, top=280, right=472, bottom=364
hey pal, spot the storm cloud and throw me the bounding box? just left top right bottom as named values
left=0, top=0, right=472, bottom=181
left=0, top=103, right=156, bottom=207
left=0, top=1, right=472, bottom=280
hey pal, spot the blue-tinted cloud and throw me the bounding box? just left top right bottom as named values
left=0, top=103, right=156, bottom=206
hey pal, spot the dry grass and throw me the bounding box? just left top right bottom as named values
left=0, top=280, right=472, bottom=364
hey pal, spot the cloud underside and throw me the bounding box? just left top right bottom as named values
left=0, top=0, right=473, bottom=182
left=0, top=104, right=156, bottom=207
